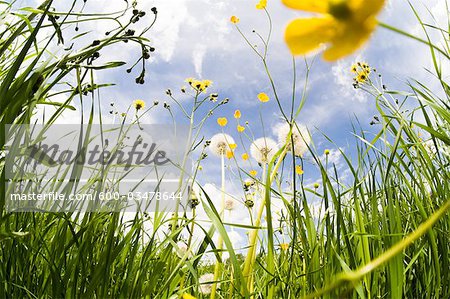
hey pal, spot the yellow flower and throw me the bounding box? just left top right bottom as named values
left=234, top=110, right=241, bottom=119
left=282, top=0, right=386, bottom=61
left=242, top=153, right=249, bottom=160
left=257, top=92, right=269, bottom=103
left=295, top=165, right=304, bottom=175
left=314, top=182, right=320, bottom=189
left=356, top=72, right=368, bottom=83
left=202, top=80, right=213, bottom=88
left=185, top=77, right=195, bottom=84
left=217, top=117, right=228, bottom=127
left=182, top=294, right=197, bottom=299
left=350, top=64, right=358, bottom=73
left=256, top=0, right=267, bottom=9
left=280, top=243, right=289, bottom=251
left=133, top=99, right=145, bottom=111
left=324, top=149, right=330, bottom=155
left=249, top=170, right=257, bottom=177
left=226, top=150, right=234, bottom=159
left=230, top=15, right=240, bottom=24
left=229, top=143, right=237, bottom=150
left=237, top=125, right=245, bottom=133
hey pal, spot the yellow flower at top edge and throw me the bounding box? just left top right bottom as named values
left=133, top=99, right=145, bottom=111
left=257, top=92, right=269, bottom=103
left=234, top=110, right=241, bottom=119
left=256, top=0, right=267, bottom=9
left=217, top=117, right=228, bottom=127
left=282, top=0, right=386, bottom=61
left=230, top=15, right=240, bottom=24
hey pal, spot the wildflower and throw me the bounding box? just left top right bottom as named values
left=282, top=0, right=386, bottom=61
left=250, top=137, right=278, bottom=164
left=203, top=80, right=213, bottom=88
left=230, top=15, right=240, bottom=24
left=242, top=153, right=249, bottom=161
left=226, top=150, right=234, bottom=159
left=423, top=139, right=437, bottom=157
left=295, top=165, right=304, bottom=175
left=245, top=193, right=255, bottom=208
left=280, top=243, right=289, bottom=251
left=249, top=170, right=258, bottom=177
left=314, top=182, right=320, bottom=189
left=277, top=123, right=311, bottom=157
left=133, top=99, right=145, bottom=111
left=175, top=241, right=189, bottom=258
left=257, top=92, right=269, bottom=103
left=243, top=179, right=255, bottom=190
left=209, top=133, right=236, bottom=157
left=198, top=273, right=218, bottom=295
left=237, top=125, right=245, bottom=133
left=356, top=72, right=368, bottom=83
left=224, top=195, right=236, bottom=210
left=256, top=0, right=267, bottom=9
left=182, top=294, right=196, bottom=299
left=217, top=117, right=228, bottom=127
left=234, top=110, right=241, bottom=119
left=351, top=63, right=358, bottom=73
left=324, top=149, right=330, bottom=155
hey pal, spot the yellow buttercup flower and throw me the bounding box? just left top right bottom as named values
left=234, top=110, right=241, bottom=119
left=226, top=150, right=234, bottom=159
left=249, top=170, right=257, bottom=177
left=230, top=15, right=240, bottom=24
left=282, top=0, right=386, bottom=61
left=324, top=149, right=330, bottom=155
left=257, top=92, right=269, bottom=103
left=133, top=99, right=145, bottom=111
left=229, top=143, right=237, bottom=150
left=182, top=294, right=197, bottom=299
left=237, top=125, right=245, bottom=133
left=256, top=0, right=267, bottom=9
left=217, top=117, right=228, bottom=127
left=242, top=153, right=249, bottom=160
left=280, top=243, right=289, bottom=251
left=295, top=165, right=304, bottom=175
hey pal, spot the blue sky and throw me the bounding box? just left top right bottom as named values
left=17, top=0, right=448, bottom=250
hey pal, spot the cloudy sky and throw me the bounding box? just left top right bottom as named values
left=15, top=0, right=448, bottom=251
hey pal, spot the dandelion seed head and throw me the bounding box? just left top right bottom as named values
left=224, top=195, right=236, bottom=210
left=250, top=137, right=278, bottom=164
left=209, top=133, right=235, bottom=157
left=277, top=123, right=310, bottom=157
left=198, top=273, right=218, bottom=294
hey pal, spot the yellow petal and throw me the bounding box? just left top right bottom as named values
left=257, top=92, right=270, bottom=102
left=249, top=170, right=257, bottom=177
left=242, top=153, right=249, bottom=160
left=352, top=0, right=386, bottom=21
left=295, top=165, right=304, bottom=175
left=237, top=125, right=245, bottom=133
left=217, top=117, right=228, bottom=127
left=281, top=0, right=328, bottom=13
left=230, top=15, right=240, bottom=24
left=234, top=110, right=241, bottom=119
left=285, top=17, right=337, bottom=56
left=323, top=18, right=377, bottom=61
left=226, top=150, right=234, bottom=159
left=229, top=143, right=237, bottom=150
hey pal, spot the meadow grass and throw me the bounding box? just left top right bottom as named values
left=0, top=1, right=449, bottom=298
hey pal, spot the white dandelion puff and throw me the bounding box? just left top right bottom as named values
left=224, top=195, right=236, bottom=211
left=250, top=137, right=278, bottom=164
left=175, top=241, right=189, bottom=258
left=277, top=123, right=311, bottom=157
left=209, top=133, right=235, bottom=157
left=198, top=273, right=218, bottom=294
left=423, top=139, right=437, bottom=157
